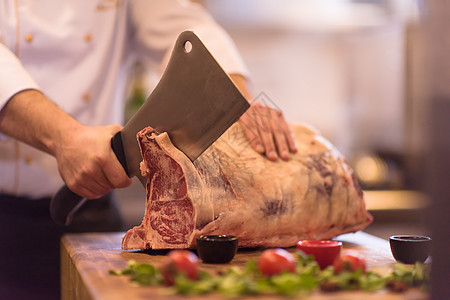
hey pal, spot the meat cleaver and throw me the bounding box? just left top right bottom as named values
left=50, top=31, right=250, bottom=226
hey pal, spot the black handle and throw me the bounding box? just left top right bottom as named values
left=50, top=131, right=127, bottom=225
left=110, top=131, right=129, bottom=176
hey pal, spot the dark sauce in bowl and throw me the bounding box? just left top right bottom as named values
left=389, top=235, right=432, bottom=264
left=196, top=235, right=238, bottom=264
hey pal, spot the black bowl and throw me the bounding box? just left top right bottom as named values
left=389, top=235, right=432, bottom=264
left=196, top=235, right=238, bottom=264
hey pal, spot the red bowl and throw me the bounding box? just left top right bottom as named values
left=296, top=240, right=342, bottom=269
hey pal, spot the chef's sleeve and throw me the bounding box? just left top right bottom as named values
left=0, top=43, right=39, bottom=112
left=128, top=0, right=249, bottom=78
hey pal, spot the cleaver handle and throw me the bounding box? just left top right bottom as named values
left=50, top=132, right=127, bottom=225
left=110, top=131, right=129, bottom=176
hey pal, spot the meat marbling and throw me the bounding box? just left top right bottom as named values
left=122, top=123, right=373, bottom=250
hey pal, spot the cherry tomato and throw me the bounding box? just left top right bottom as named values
left=160, top=250, right=199, bottom=285
left=333, top=250, right=366, bottom=274
left=258, top=248, right=296, bottom=276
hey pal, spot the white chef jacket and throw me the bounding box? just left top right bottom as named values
left=0, top=0, right=248, bottom=198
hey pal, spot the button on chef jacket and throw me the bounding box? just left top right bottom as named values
left=0, top=0, right=248, bottom=198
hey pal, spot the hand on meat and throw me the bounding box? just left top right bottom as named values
left=238, top=103, right=298, bottom=161
left=230, top=75, right=297, bottom=161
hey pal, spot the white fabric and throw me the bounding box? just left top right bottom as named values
left=0, top=0, right=248, bottom=198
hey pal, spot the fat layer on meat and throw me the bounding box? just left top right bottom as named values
left=122, top=123, right=373, bottom=250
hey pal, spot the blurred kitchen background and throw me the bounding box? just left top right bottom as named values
left=117, top=0, right=442, bottom=243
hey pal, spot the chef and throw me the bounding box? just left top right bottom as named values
left=0, top=0, right=297, bottom=298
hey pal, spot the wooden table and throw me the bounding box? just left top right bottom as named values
left=61, top=231, right=428, bottom=300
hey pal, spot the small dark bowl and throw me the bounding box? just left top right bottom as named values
left=389, top=235, right=432, bottom=264
left=196, top=235, right=238, bottom=264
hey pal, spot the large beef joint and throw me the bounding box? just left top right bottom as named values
left=122, top=123, right=373, bottom=250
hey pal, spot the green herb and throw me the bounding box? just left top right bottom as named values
left=110, top=255, right=429, bottom=297
left=384, top=262, right=429, bottom=292
left=110, top=260, right=162, bottom=286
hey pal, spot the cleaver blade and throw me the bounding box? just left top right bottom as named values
left=50, top=31, right=250, bottom=225
left=114, top=30, right=250, bottom=185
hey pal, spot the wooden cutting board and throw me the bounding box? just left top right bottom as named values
left=60, top=231, right=428, bottom=300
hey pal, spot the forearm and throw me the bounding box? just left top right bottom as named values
left=0, top=89, right=131, bottom=198
left=0, top=89, right=81, bottom=157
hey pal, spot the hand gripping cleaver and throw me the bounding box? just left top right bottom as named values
left=50, top=31, right=250, bottom=225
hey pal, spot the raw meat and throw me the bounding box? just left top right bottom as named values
left=122, top=123, right=373, bottom=250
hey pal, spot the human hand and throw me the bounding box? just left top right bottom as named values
left=228, top=74, right=297, bottom=161
left=54, top=124, right=132, bottom=199
left=238, top=102, right=298, bottom=161
left=0, top=89, right=131, bottom=199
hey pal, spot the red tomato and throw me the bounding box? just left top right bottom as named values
left=333, top=251, right=366, bottom=274
left=258, top=248, right=296, bottom=276
left=160, top=250, right=199, bottom=285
